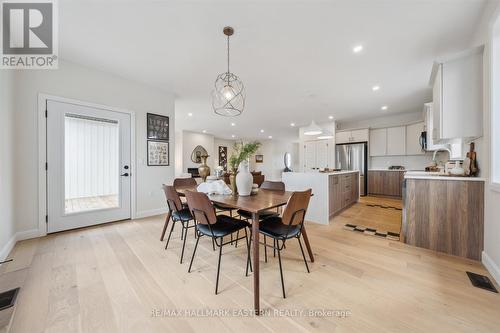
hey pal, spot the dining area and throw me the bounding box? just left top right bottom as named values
left=160, top=177, right=315, bottom=314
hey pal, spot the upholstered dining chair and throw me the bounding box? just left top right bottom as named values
left=185, top=191, right=252, bottom=295
left=162, top=185, right=196, bottom=264
left=258, top=189, right=312, bottom=298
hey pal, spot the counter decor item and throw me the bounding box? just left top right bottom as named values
left=198, top=154, right=211, bottom=182
left=449, top=160, right=465, bottom=176
left=467, top=142, right=479, bottom=176
left=228, top=141, right=261, bottom=195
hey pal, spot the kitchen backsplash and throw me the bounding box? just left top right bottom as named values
left=370, top=152, right=449, bottom=170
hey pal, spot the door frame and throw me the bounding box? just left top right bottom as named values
left=37, top=93, right=137, bottom=236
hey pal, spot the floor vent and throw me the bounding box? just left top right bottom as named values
left=466, top=272, right=498, bottom=293
left=0, top=288, right=20, bottom=328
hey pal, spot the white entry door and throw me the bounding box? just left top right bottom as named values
left=47, top=100, right=132, bottom=233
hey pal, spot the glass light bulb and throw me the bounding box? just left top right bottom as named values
left=222, top=85, right=234, bottom=100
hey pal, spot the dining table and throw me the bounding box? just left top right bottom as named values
left=173, top=184, right=315, bottom=314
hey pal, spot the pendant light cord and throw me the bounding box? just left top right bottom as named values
left=227, top=34, right=230, bottom=74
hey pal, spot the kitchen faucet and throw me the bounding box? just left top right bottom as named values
left=433, top=147, right=452, bottom=172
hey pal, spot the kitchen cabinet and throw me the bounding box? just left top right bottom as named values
left=329, top=172, right=359, bottom=216
left=423, top=103, right=448, bottom=152
left=369, top=128, right=387, bottom=156
left=386, top=126, right=406, bottom=156
left=336, top=129, right=369, bottom=144
left=406, top=122, right=425, bottom=155
left=304, top=140, right=330, bottom=171
left=368, top=170, right=404, bottom=197
left=431, top=46, right=483, bottom=141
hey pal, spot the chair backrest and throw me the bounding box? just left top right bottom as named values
left=281, top=189, right=312, bottom=226
left=260, top=180, right=285, bottom=191
left=173, top=177, right=197, bottom=187
left=185, top=191, right=217, bottom=225
left=162, top=185, right=183, bottom=212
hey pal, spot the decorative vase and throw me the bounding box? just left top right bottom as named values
left=229, top=172, right=237, bottom=195
left=236, top=160, right=253, bottom=196
left=198, top=155, right=211, bottom=182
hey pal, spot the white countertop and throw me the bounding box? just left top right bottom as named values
left=369, top=169, right=406, bottom=172
left=404, top=171, right=485, bottom=182
left=286, top=170, right=359, bottom=177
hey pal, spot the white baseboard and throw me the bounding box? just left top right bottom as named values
left=482, top=251, right=500, bottom=285
left=134, top=207, right=169, bottom=219
left=0, top=229, right=41, bottom=264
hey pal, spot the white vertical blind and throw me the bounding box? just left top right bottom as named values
left=65, top=115, right=119, bottom=200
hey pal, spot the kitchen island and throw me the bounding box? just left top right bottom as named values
left=282, top=171, right=359, bottom=224
left=403, top=172, right=485, bottom=260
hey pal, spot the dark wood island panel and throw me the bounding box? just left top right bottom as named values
left=404, top=178, right=484, bottom=260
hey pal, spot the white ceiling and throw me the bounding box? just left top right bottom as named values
left=59, top=0, right=486, bottom=141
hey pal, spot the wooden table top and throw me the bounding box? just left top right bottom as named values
left=176, top=185, right=292, bottom=214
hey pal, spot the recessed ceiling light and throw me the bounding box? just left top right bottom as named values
left=231, top=134, right=235, bottom=138
left=260, top=129, right=264, bottom=133
left=381, top=105, right=388, bottom=111
left=231, top=122, right=235, bottom=126
left=188, top=112, right=193, bottom=117
left=290, top=123, right=295, bottom=127
left=328, top=115, right=334, bottom=120
left=202, top=129, right=207, bottom=133
left=372, top=85, right=380, bottom=91
left=268, top=135, right=273, bottom=139
left=353, top=45, right=363, bottom=53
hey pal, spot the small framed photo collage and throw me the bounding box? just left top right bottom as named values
left=147, top=113, right=169, bottom=166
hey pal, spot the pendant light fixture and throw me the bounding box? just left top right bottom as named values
left=212, top=26, right=245, bottom=117
left=303, top=120, right=323, bottom=136
left=317, top=129, right=333, bottom=139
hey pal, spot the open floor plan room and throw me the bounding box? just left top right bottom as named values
left=1, top=1, right=500, bottom=332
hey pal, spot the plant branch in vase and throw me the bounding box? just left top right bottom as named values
left=228, top=141, right=261, bottom=195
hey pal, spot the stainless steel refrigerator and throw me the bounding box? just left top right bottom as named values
left=335, top=142, right=368, bottom=196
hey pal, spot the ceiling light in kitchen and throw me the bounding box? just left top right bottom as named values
left=317, top=129, right=334, bottom=139
left=372, top=85, right=380, bottom=91
left=353, top=45, right=363, bottom=53
left=303, top=120, right=323, bottom=136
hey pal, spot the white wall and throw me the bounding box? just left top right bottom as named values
left=0, top=70, right=17, bottom=261
left=13, top=60, right=176, bottom=235
left=470, top=1, right=500, bottom=284
left=252, top=140, right=298, bottom=180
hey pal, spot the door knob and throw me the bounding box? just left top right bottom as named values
left=120, top=173, right=129, bottom=177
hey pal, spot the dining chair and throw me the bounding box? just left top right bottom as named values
left=258, top=189, right=312, bottom=298
left=235, top=181, right=285, bottom=254
left=185, top=191, right=252, bottom=295
left=162, top=185, right=195, bottom=264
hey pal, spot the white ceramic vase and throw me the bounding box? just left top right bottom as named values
left=236, top=160, right=253, bottom=196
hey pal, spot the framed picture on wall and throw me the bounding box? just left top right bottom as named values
left=147, top=113, right=169, bottom=140
left=147, top=140, right=169, bottom=166
left=255, top=154, right=264, bottom=163
left=218, top=146, right=228, bottom=170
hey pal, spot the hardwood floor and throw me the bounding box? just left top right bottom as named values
left=340, top=196, right=402, bottom=235
left=1, top=210, right=499, bottom=333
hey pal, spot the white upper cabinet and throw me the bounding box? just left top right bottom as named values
left=431, top=46, right=484, bottom=141
left=335, top=131, right=351, bottom=144
left=336, top=129, right=369, bottom=144
left=386, top=126, right=406, bottom=156
left=406, top=122, right=425, bottom=155
left=369, top=128, right=387, bottom=156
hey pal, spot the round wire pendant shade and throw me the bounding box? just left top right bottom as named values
left=212, top=72, right=245, bottom=116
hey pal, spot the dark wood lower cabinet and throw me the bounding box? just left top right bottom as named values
left=368, top=170, right=404, bottom=197
left=329, top=172, right=359, bottom=216
left=404, top=178, right=484, bottom=260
